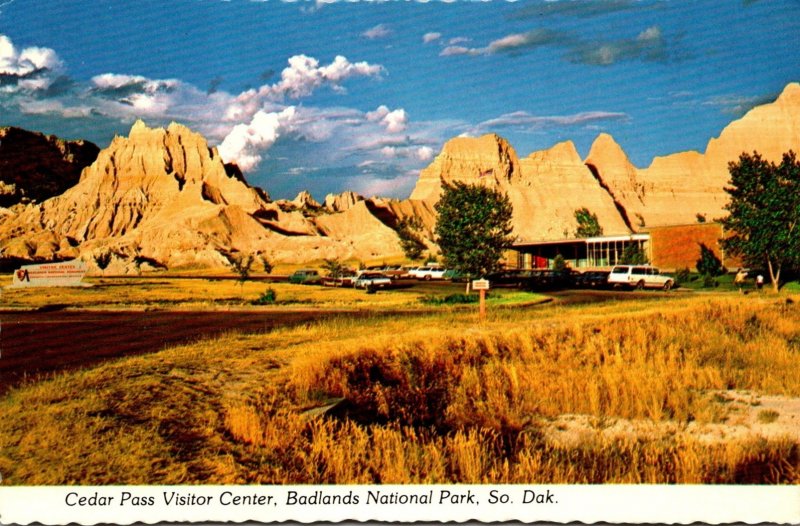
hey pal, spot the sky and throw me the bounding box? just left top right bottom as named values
left=1, top=0, right=798, bottom=200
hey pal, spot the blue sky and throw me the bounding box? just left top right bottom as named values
left=1, top=0, right=798, bottom=200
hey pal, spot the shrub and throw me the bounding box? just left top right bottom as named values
left=758, top=409, right=780, bottom=424
left=419, top=293, right=479, bottom=305
left=675, top=267, right=692, bottom=285
left=696, top=243, right=725, bottom=277
left=253, top=288, right=277, bottom=305
left=702, top=274, right=719, bottom=288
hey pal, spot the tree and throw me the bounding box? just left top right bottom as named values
left=551, top=253, right=568, bottom=272
left=434, top=181, right=514, bottom=281
left=395, top=216, right=426, bottom=261
left=620, top=243, right=647, bottom=265
left=321, top=258, right=346, bottom=279
left=574, top=208, right=603, bottom=238
left=230, top=252, right=255, bottom=290
left=721, top=151, right=800, bottom=292
left=696, top=243, right=725, bottom=277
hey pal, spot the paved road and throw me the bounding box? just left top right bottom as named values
left=0, top=309, right=366, bottom=393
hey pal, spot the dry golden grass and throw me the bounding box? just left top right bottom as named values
left=1, top=293, right=799, bottom=484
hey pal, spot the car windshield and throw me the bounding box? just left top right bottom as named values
left=611, top=266, right=629, bottom=273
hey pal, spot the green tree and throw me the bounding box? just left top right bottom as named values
left=551, top=253, right=568, bottom=272
left=395, top=216, right=426, bottom=261
left=620, top=243, right=648, bottom=265
left=696, top=243, right=725, bottom=277
left=321, top=258, right=346, bottom=279
left=721, top=151, right=800, bottom=292
left=574, top=208, right=603, bottom=238
left=434, top=181, right=514, bottom=281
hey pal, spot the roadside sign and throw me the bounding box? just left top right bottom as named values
left=472, top=279, right=490, bottom=290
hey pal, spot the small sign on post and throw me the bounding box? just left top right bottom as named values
left=472, top=279, right=490, bottom=322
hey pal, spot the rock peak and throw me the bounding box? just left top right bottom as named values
left=776, top=82, right=800, bottom=105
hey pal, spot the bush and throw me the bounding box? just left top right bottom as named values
left=675, top=268, right=692, bottom=285
left=253, top=288, right=277, bottom=305
left=702, top=274, right=719, bottom=288
left=420, top=293, right=480, bottom=305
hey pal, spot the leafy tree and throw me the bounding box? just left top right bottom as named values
left=230, top=252, right=255, bottom=290
left=696, top=243, right=725, bottom=277
left=620, top=243, right=648, bottom=265
left=434, top=181, right=514, bottom=280
left=721, top=151, right=800, bottom=292
left=551, top=253, right=568, bottom=272
left=395, top=216, right=426, bottom=261
left=574, top=208, right=603, bottom=238
left=94, top=252, right=112, bottom=276
left=322, top=258, right=347, bottom=279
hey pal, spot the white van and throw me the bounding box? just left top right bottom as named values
left=607, top=265, right=674, bottom=290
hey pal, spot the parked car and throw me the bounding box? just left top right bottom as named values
left=574, top=270, right=611, bottom=289
left=288, top=269, right=322, bottom=285
left=607, top=265, right=674, bottom=290
left=443, top=268, right=468, bottom=282
left=354, top=272, right=392, bottom=289
left=321, top=270, right=357, bottom=287
left=522, top=269, right=575, bottom=290
left=380, top=265, right=407, bottom=279
left=487, top=269, right=531, bottom=288
left=411, top=266, right=447, bottom=280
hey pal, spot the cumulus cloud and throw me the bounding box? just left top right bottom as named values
left=0, top=34, right=63, bottom=90
left=226, top=54, right=383, bottom=121
left=366, top=105, right=408, bottom=133
left=218, top=107, right=298, bottom=171
left=362, top=24, right=392, bottom=39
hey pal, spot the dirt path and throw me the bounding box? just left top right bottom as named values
left=0, top=309, right=367, bottom=393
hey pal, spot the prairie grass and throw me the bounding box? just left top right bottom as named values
left=1, top=294, right=800, bottom=484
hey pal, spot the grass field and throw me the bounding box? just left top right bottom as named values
left=2, top=277, right=800, bottom=484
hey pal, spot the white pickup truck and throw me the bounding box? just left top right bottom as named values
left=607, top=265, right=674, bottom=290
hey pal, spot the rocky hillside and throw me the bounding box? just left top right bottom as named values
left=0, top=121, right=404, bottom=271
left=411, top=82, right=800, bottom=241
left=1, top=82, right=798, bottom=271
left=0, top=127, right=99, bottom=207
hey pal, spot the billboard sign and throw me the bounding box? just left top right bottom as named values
left=11, top=259, right=88, bottom=288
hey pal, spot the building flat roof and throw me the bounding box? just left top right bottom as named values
left=513, top=233, right=649, bottom=248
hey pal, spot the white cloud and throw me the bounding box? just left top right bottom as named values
left=347, top=171, right=419, bottom=199
left=218, top=107, right=297, bottom=171
left=423, top=32, right=442, bottom=43
left=478, top=110, right=629, bottom=131
left=366, top=105, right=408, bottom=133
left=362, top=24, right=392, bottom=39
left=0, top=34, right=63, bottom=90
left=226, top=54, right=383, bottom=121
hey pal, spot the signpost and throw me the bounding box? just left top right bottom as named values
left=11, top=259, right=88, bottom=288
left=472, top=279, right=490, bottom=322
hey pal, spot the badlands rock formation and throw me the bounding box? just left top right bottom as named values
left=412, top=82, right=800, bottom=238
left=587, top=82, right=800, bottom=228
left=1, top=82, right=798, bottom=270
left=0, top=127, right=99, bottom=207
left=0, top=121, right=403, bottom=270
left=409, top=134, right=630, bottom=241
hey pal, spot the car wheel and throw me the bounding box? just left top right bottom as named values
left=635, top=280, right=645, bottom=290
left=424, top=275, right=432, bottom=281
left=663, top=280, right=673, bottom=291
